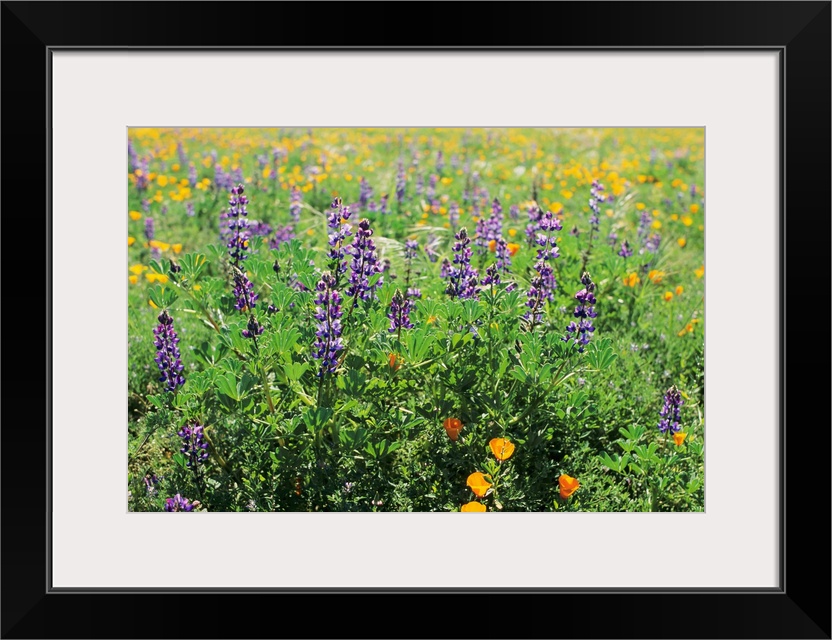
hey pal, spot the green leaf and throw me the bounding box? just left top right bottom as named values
left=147, top=394, right=166, bottom=410
left=173, top=453, right=187, bottom=469
left=283, top=362, right=309, bottom=382
left=216, top=371, right=239, bottom=401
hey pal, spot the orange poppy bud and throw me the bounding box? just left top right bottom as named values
left=443, top=417, right=463, bottom=441
left=673, top=432, right=687, bottom=446
left=467, top=472, right=492, bottom=497
left=558, top=473, right=580, bottom=499
left=489, top=437, right=515, bottom=462
left=388, top=353, right=402, bottom=371
left=460, top=501, right=487, bottom=512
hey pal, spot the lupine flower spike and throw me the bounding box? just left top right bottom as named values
left=164, top=494, right=195, bottom=512
left=444, top=228, right=479, bottom=300
left=312, top=272, right=344, bottom=377
left=564, top=272, right=597, bottom=353
left=658, top=385, right=684, bottom=433
left=346, top=218, right=383, bottom=306
left=177, top=421, right=209, bottom=467
left=153, top=310, right=185, bottom=392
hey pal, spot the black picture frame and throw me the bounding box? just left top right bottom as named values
left=2, top=2, right=829, bottom=638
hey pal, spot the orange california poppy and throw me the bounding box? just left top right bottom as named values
left=460, top=501, right=487, bottom=512
left=673, top=432, right=687, bottom=446
left=559, top=474, right=580, bottom=499
left=622, top=272, right=640, bottom=287
left=443, top=418, right=463, bottom=441
left=489, top=437, right=515, bottom=462
left=507, top=242, right=521, bottom=256
left=648, top=269, right=664, bottom=284
left=467, top=472, right=492, bottom=497
left=388, top=353, right=402, bottom=371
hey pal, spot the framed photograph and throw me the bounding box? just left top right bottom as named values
left=3, top=2, right=829, bottom=638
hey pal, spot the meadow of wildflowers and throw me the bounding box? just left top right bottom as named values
left=127, top=128, right=705, bottom=512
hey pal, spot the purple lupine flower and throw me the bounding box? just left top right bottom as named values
left=187, top=163, right=198, bottom=188
left=144, top=217, right=155, bottom=241
left=588, top=180, right=607, bottom=231
left=407, top=287, right=422, bottom=299
left=248, top=220, right=273, bottom=237
left=570, top=225, right=580, bottom=237
left=645, top=233, right=661, bottom=253
left=509, top=205, right=520, bottom=221
left=232, top=267, right=258, bottom=312
left=176, top=141, right=187, bottom=165
left=177, top=421, right=209, bottom=468
left=214, top=164, right=227, bottom=191
left=289, top=185, right=302, bottom=223
left=474, top=216, right=489, bottom=256
left=379, top=194, right=389, bottom=215
left=535, top=210, right=562, bottom=261
left=440, top=258, right=451, bottom=279
left=270, top=224, right=296, bottom=249
left=607, top=230, right=618, bottom=246
left=346, top=218, right=383, bottom=306
left=424, top=234, right=440, bottom=263
left=448, top=201, right=460, bottom=230
left=312, top=272, right=344, bottom=377
left=525, top=204, right=544, bottom=245
left=404, top=239, right=419, bottom=296
left=481, top=263, right=501, bottom=287
left=153, top=310, right=185, bottom=392
left=395, top=161, right=406, bottom=205
left=242, top=314, right=264, bottom=339
left=231, top=167, right=244, bottom=186
left=128, top=138, right=139, bottom=172
left=435, top=151, right=444, bottom=173
left=368, top=200, right=378, bottom=213
left=359, top=177, right=373, bottom=210
left=327, top=197, right=353, bottom=282
left=186, top=202, right=195, bottom=217
left=494, top=237, right=512, bottom=274
left=141, top=198, right=150, bottom=213
left=415, top=174, right=424, bottom=197
left=450, top=154, right=459, bottom=170
left=524, top=259, right=555, bottom=327
left=164, top=494, right=195, bottom=512
left=143, top=474, right=160, bottom=496
left=404, top=239, right=419, bottom=262
left=658, top=385, right=684, bottom=433
left=637, top=208, right=653, bottom=248
left=618, top=240, right=633, bottom=258
left=136, top=157, right=149, bottom=191
left=427, top=175, right=438, bottom=200
left=387, top=289, right=415, bottom=334
left=226, top=184, right=251, bottom=266
left=563, top=272, right=597, bottom=353
left=444, top=227, right=479, bottom=300
left=476, top=198, right=504, bottom=258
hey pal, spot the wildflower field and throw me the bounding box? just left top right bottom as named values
left=127, top=127, right=705, bottom=513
